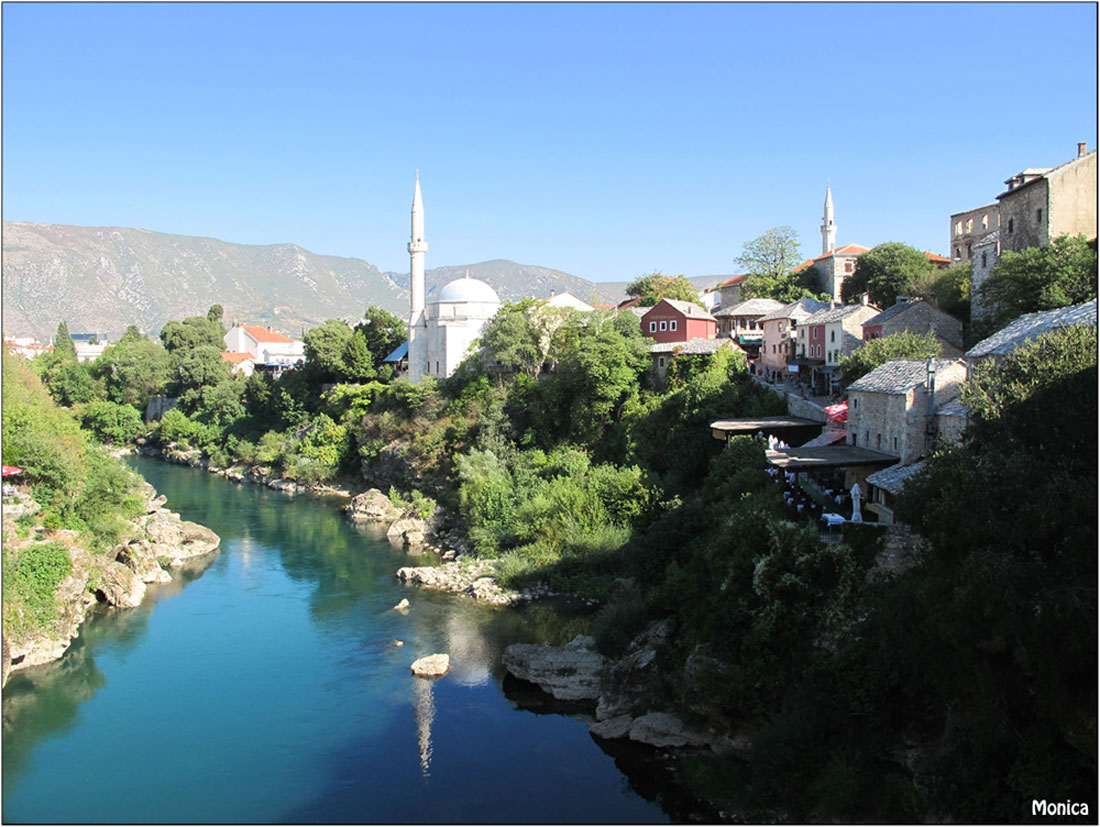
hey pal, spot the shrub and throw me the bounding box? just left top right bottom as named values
left=2, top=541, right=72, bottom=636
left=80, top=400, right=144, bottom=445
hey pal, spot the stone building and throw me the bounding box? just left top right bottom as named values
left=861, top=298, right=964, bottom=357
left=998, top=143, right=1097, bottom=255
left=964, top=298, right=1097, bottom=372
left=716, top=274, right=749, bottom=310
left=795, top=244, right=870, bottom=301
left=949, top=203, right=1000, bottom=263
left=713, top=297, right=784, bottom=341
left=798, top=302, right=881, bottom=394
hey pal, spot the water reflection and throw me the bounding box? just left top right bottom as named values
left=412, top=677, right=436, bottom=775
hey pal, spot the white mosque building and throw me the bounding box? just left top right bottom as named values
left=405, top=174, right=501, bottom=383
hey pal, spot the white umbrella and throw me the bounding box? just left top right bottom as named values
left=850, top=483, right=863, bottom=523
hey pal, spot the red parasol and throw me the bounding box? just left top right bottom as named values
left=2, top=465, right=24, bottom=477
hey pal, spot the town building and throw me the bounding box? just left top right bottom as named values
left=224, top=324, right=305, bottom=374
left=964, top=298, right=1097, bottom=372
left=846, top=358, right=967, bottom=522
left=797, top=302, right=881, bottom=394
left=861, top=298, right=964, bottom=357
left=949, top=203, right=1000, bottom=263
left=220, top=351, right=256, bottom=377
left=796, top=244, right=870, bottom=301
left=403, top=174, right=502, bottom=382
left=716, top=274, right=749, bottom=310
left=2, top=338, right=53, bottom=359
left=544, top=292, right=593, bottom=312
left=757, top=298, right=828, bottom=383
left=713, top=298, right=784, bottom=350
left=953, top=143, right=1097, bottom=320
left=639, top=299, right=716, bottom=344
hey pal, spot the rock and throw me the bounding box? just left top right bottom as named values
left=411, top=654, right=450, bottom=677
left=267, top=478, right=298, bottom=494
left=680, top=645, right=734, bottom=719
left=387, top=516, right=428, bottom=546
left=393, top=640, right=405, bottom=647
left=396, top=561, right=518, bottom=605
left=589, top=714, right=634, bottom=740
left=393, top=598, right=410, bottom=611
left=626, top=711, right=738, bottom=753
left=93, top=559, right=147, bottom=609
left=501, top=636, right=609, bottom=701
left=345, top=488, right=401, bottom=522
left=116, top=540, right=172, bottom=584
left=146, top=494, right=168, bottom=513
left=596, top=645, right=664, bottom=721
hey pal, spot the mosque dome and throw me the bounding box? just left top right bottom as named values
left=434, top=276, right=500, bottom=304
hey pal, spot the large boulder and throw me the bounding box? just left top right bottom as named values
left=116, top=540, right=172, bottom=584
left=92, top=559, right=147, bottom=609
left=141, top=510, right=220, bottom=566
left=411, top=654, right=450, bottom=677
left=345, top=489, right=401, bottom=522
left=502, top=636, right=609, bottom=701
left=627, top=712, right=718, bottom=750
left=387, top=516, right=428, bottom=547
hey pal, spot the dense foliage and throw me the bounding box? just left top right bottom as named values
left=624, top=272, right=702, bottom=307
left=841, top=241, right=935, bottom=308
left=736, top=227, right=827, bottom=302
left=837, top=330, right=942, bottom=389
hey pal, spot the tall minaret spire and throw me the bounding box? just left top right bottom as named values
left=407, top=171, right=428, bottom=383
left=821, top=183, right=836, bottom=254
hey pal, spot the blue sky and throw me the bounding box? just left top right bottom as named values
left=3, top=2, right=1096, bottom=283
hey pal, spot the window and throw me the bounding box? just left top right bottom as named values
left=658, top=357, right=665, bottom=368
left=852, top=397, right=858, bottom=409
left=982, top=214, right=989, bottom=230
left=954, top=221, right=963, bottom=236
left=876, top=433, right=882, bottom=448
left=669, top=320, right=677, bottom=331
left=649, top=321, right=656, bottom=332
left=981, top=252, right=987, bottom=268
left=852, top=433, right=858, bottom=446
left=1008, top=218, right=1014, bottom=233
left=830, top=330, right=835, bottom=342
left=435, top=361, right=440, bottom=374
left=966, top=218, right=973, bottom=233
left=1036, top=208, right=1042, bottom=223
left=845, top=261, right=853, bottom=273
left=955, top=246, right=961, bottom=259
left=659, top=320, right=667, bottom=331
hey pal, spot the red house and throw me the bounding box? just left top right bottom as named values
left=639, top=299, right=717, bottom=344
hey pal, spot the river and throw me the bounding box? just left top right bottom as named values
left=2, top=456, right=672, bottom=824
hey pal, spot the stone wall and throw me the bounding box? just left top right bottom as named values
left=145, top=396, right=179, bottom=422
left=999, top=179, right=1049, bottom=253
left=1049, top=151, right=1097, bottom=241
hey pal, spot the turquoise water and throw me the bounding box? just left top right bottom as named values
left=2, top=457, right=668, bottom=824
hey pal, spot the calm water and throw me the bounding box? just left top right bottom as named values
left=2, top=457, right=669, bottom=824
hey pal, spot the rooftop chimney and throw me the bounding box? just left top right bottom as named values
left=862, top=294, right=869, bottom=306
left=1078, top=142, right=1088, bottom=157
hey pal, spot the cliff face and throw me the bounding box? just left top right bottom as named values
left=2, top=222, right=406, bottom=340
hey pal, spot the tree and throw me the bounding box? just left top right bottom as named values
left=978, top=234, right=1097, bottom=330
left=736, top=227, right=806, bottom=300
left=160, top=316, right=227, bottom=353
left=341, top=331, right=376, bottom=383
left=207, top=304, right=224, bottom=324
left=303, top=319, right=353, bottom=383
left=355, top=306, right=407, bottom=367
left=89, top=335, right=174, bottom=409
left=178, top=345, right=230, bottom=390
left=53, top=321, right=77, bottom=361
left=837, top=331, right=942, bottom=389
left=841, top=242, right=934, bottom=308
left=478, top=303, right=544, bottom=378
left=80, top=400, right=144, bottom=445
left=928, top=261, right=971, bottom=322
left=625, top=272, right=702, bottom=307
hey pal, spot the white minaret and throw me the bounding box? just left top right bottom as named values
left=407, top=171, right=428, bottom=383
left=821, top=184, right=836, bottom=255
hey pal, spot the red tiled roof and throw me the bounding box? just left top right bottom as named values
left=617, top=297, right=642, bottom=309
left=221, top=351, right=254, bottom=363
left=794, top=244, right=871, bottom=272
left=239, top=324, right=294, bottom=343
left=924, top=251, right=951, bottom=263
left=719, top=274, right=749, bottom=287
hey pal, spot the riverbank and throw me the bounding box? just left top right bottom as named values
left=1, top=478, right=221, bottom=686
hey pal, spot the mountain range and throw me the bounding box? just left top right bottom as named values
left=1, top=222, right=628, bottom=342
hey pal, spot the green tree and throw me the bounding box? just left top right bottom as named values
left=53, top=321, right=77, bottom=361
left=625, top=272, right=702, bottom=307
left=160, top=316, right=227, bottom=353
left=837, top=331, right=942, bottom=389
left=79, top=400, right=144, bottom=445
left=355, top=306, right=407, bottom=367
left=303, top=319, right=353, bottom=383
left=89, top=334, right=174, bottom=409
left=978, top=234, right=1097, bottom=330
left=178, top=345, right=231, bottom=390
left=736, top=227, right=811, bottom=301
left=478, top=303, right=544, bottom=377
left=341, top=331, right=377, bottom=383
left=928, top=260, right=971, bottom=321
left=841, top=242, right=934, bottom=308
left=207, top=304, right=224, bottom=324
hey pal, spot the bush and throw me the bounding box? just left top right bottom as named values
left=2, top=541, right=72, bottom=636
left=80, top=400, right=144, bottom=445
left=156, top=408, right=197, bottom=445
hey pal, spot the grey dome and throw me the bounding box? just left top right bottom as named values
left=434, top=277, right=500, bottom=304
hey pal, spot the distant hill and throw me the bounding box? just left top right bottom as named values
left=1, top=223, right=611, bottom=342
left=385, top=259, right=619, bottom=307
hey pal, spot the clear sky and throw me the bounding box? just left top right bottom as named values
left=2, top=2, right=1096, bottom=283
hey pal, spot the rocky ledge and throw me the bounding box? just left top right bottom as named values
left=2, top=482, right=221, bottom=685
left=396, top=560, right=521, bottom=606
left=502, top=626, right=751, bottom=756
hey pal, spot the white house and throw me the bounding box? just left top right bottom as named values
left=223, top=324, right=305, bottom=368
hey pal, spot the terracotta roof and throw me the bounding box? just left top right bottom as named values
left=719, top=274, right=749, bottom=288
left=965, top=299, right=1098, bottom=359
left=847, top=359, right=962, bottom=394
left=924, top=252, right=951, bottom=263
left=239, top=324, right=294, bottom=343
left=617, top=297, right=642, bottom=309
left=221, top=351, right=254, bottom=364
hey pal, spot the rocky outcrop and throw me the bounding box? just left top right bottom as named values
left=345, top=488, right=401, bottom=522
left=2, top=484, right=220, bottom=684
left=410, top=654, right=450, bottom=677
left=501, top=636, right=609, bottom=701
left=387, top=516, right=428, bottom=547
left=396, top=560, right=519, bottom=606
left=595, top=620, right=671, bottom=722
